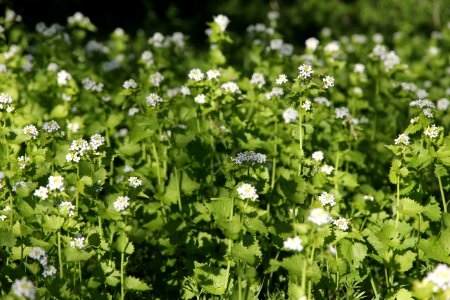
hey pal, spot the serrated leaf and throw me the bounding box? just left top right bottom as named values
left=244, top=218, right=268, bottom=236
left=423, top=202, right=441, bottom=221
left=193, top=262, right=228, bottom=295
left=231, top=241, right=262, bottom=266
left=65, top=248, right=93, bottom=262
left=389, top=159, right=401, bottom=185
left=42, top=215, right=65, bottom=231
left=125, top=276, right=151, bottom=291
left=280, top=254, right=303, bottom=277
left=0, top=230, right=17, bottom=247
left=206, top=198, right=233, bottom=222
left=398, top=198, right=424, bottom=216
left=395, top=250, right=416, bottom=272
left=394, top=288, right=413, bottom=300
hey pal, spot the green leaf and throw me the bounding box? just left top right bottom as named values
left=398, top=198, right=424, bottom=216
left=394, top=288, right=413, bottom=300
left=423, top=202, right=441, bottom=221
left=42, top=215, right=65, bottom=231
left=50, top=104, right=68, bottom=118
left=0, top=230, right=17, bottom=247
left=125, top=276, right=151, bottom=291
left=193, top=262, right=228, bottom=295
left=231, top=241, right=262, bottom=266
left=339, top=240, right=367, bottom=269
left=395, top=250, right=416, bottom=272
left=389, top=159, right=401, bottom=184
left=244, top=218, right=268, bottom=236
left=280, top=254, right=303, bottom=277
left=206, top=198, right=233, bottom=222
left=115, top=232, right=129, bottom=253
left=181, top=171, right=200, bottom=195
left=65, top=248, right=93, bottom=262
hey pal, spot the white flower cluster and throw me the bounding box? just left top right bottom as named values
left=43, top=120, right=60, bottom=133
left=247, top=23, right=275, bottom=35
left=70, top=235, right=86, bottom=249
left=4, top=44, right=20, bottom=60
left=60, top=201, right=75, bottom=217
left=214, top=14, right=230, bottom=32
left=188, top=69, right=205, bottom=82
left=23, top=125, right=39, bottom=139
left=123, top=79, right=137, bottom=89
left=146, top=93, right=164, bottom=107
left=335, top=107, right=350, bottom=119
left=301, top=99, right=312, bottom=111
left=401, top=82, right=417, bottom=92
left=194, top=94, right=206, bottom=104
left=221, top=82, right=241, bottom=94
left=0, top=92, right=14, bottom=113
left=298, top=64, right=313, bottom=79
left=147, top=32, right=186, bottom=48
left=318, top=192, right=336, bottom=207
left=28, top=247, right=57, bottom=278
left=410, top=99, right=435, bottom=109
left=394, top=133, right=410, bottom=146
left=11, top=278, right=36, bottom=300
left=18, top=156, right=31, bottom=170
left=269, top=39, right=294, bottom=56
left=149, top=72, right=164, bottom=87
left=324, top=41, right=340, bottom=54
left=353, top=63, right=365, bottom=73
left=308, top=208, right=331, bottom=225
left=207, top=69, right=221, bottom=80
left=283, top=107, right=298, bottom=123
left=437, top=98, right=449, bottom=111
left=305, top=37, right=319, bottom=52
left=424, top=124, right=440, bottom=139
left=323, top=76, right=335, bottom=89
left=332, top=217, right=349, bottom=230
left=86, top=40, right=109, bottom=54
left=66, top=134, right=105, bottom=163
left=423, top=264, right=450, bottom=293
left=140, top=50, right=153, bottom=66
left=67, top=12, right=93, bottom=28
left=128, top=177, right=142, bottom=188
left=314, top=97, right=331, bottom=107
left=312, top=151, right=324, bottom=161
left=265, top=87, right=284, bottom=100
left=283, top=236, right=304, bottom=252
left=114, top=195, right=130, bottom=211
left=250, top=72, right=265, bottom=88
left=275, top=74, right=288, bottom=85
left=371, top=45, right=400, bottom=71
left=231, top=151, right=266, bottom=166
left=48, top=175, right=65, bottom=191
left=82, top=77, right=104, bottom=92
left=237, top=183, right=259, bottom=201
left=57, top=70, right=72, bottom=86
left=321, top=164, right=334, bottom=175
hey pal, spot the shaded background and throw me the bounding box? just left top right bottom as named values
left=2, top=0, right=450, bottom=46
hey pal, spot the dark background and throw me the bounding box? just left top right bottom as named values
left=2, top=0, right=449, bottom=46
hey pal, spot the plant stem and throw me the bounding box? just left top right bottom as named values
left=152, top=143, right=162, bottom=190
left=225, top=198, right=234, bottom=292
left=298, top=111, right=304, bottom=176
left=395, top=175, right=400, bottom=229
left=174, top=167, right=182, bottom=212
left=437, top=174, right=447, bottom=213
left=120, top=252, right=125, bottom=300
left=58, top=231, right=64, bottom=279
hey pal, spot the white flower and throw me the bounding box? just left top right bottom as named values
left=47, top=62, right=58, bottom=72
left=318, top=192, right=336, bottom=207
left=42, top=265, right=57, bottom=278
left=60, top=201, right=75, bottom=217
left=305, top=37, right=319, bottom=52
left=43, top=120, right=60, bottom=133
left=82, top=77, right=104, bottom=92
left=424, top=264, right=450, bottom=293
left=423, top=108, right=433, bottom=119
left=207, top=69, right=221, bottom=80
left=70, top=236, right=86, bottom=249
left=298, top=64, right=313, bottom=79
left=114, top=196, right=130, bottom=211
left=18, top=156, right=31, bottom=169
left=148, top=32, right=165, bottom=47
left=23, top=125, right=39, bottom=139
left=29, top=247, right=46, bottom=261
left=410, top=99, right=434, bottom=109
left=194, top=94, right=206, bottom=104
left=123, top=79, right=137, bottom=89
left=275, top=74, right=288, bottom=85
left=146, top=93, right=163, bottom=107
left=323, top=76, right=335, bottom=89
left=283, top=236, right=304, bottom=252
left=236, top=183, right=259, bottom=201
left=394, top=133, right=410, bottom=145
left=250, top=72, right=265, bottom=88
left=283, top=108, right=298, bottom=123
left=312, top=151, right=324, bottom=162
left=353, top=63, right=365, bottom=73
left=383, top=51, right=400, bottom=71
left=301, top=100, right=312, bottom=111
left=11, top=278, right=35, bottom=300
left=372, top=33, right=384, bottom=43
left=67, top=122, right=80, bottom=133
left=314, top=97, right=331, bottom=107
left=221, top=82, right=241, bottom=94
left=324, top=41, right=340, bottom=53
left=333, top=217, right=349, bottom=230
left=57, top=70, right=72, bottom=86
left=231, top=151, right=266, bottom=165
left=128, top=177, right=142, bottom=188
left=401, top=82, right=417, bottom=92
left=335, top=107, right=350, bottom=119
left=149, top=72, right=164, bottom=87
left=424, top=125, right=440, bottom=139
left=308, top=208, right=331, bottom=225
left=124, top=165, right=134, bottom=173
left=34, top=186, right=49, bottom=200
left=0, top=215, right=6, bottom=221
left=321, top=164, right=334, bottom=175
left=128, top=107, right=139, bottom=116
left=270, top=39, right=283, bottom=50
left=416, top=89, right=429, bottom=99
left=214, top=14, right=230, bottom=32
left=188, top=68, right=204, bottom=82
left=437, top=98, right=450, bottom=111
left=48, top=175, right=65, bottom=191
left=363, top=195, right=374, bottom=201
left=90, top=134, right=105, bottom=150
left=265, top=87, right=284, bottom=100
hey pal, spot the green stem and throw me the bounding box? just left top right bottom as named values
left=78, top=262, right=82, bottom=283
left=437, top=174, right=447, bottom=213
left=225, top=198, right=234, bottom=291
left=298, top=111, right=304, bottom=176
left=120, top=252, right=125, bottom=300
left=175, top=167, right=182, bottom=212
left=58, top=231, right=64, bottom=279
left=98, top=216, right=103, bottom=239
left=334, top=152, right=340, bottom=191
left=152, top=143, right=162, bottom=190
left=369, top=269, right=379, bottom=299
left=301, top=259, right=307, bottom=296
left=395, top=175, right=400, bottom=229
